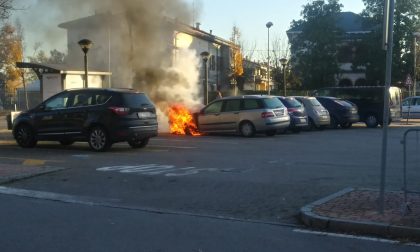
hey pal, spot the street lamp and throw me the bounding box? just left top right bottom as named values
left=266, top=21, right=273, bottom=95
left=280, top=58, right=288, bottom=96
left=78, top=39, right=93, bottom=88
left=413, top=32, right=420, bottom=96
left=200, top=51, right=210, bottom=105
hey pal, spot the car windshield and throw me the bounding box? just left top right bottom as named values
left=263, top=97, right=285, bottom=109
left=280, top=98, right=302, bottom=108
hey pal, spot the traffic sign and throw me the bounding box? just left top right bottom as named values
left=405, top=74, right=413, bottom=86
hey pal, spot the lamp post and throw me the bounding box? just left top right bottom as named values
left=266, top=22, right=273, bottom=95
left=78, top=39, right=93, bottom=88
left=200, top=51, right=210, bottom=105
left=413, top=32, right=420, bottom=96
left=280, top=58, right=288, bottom=96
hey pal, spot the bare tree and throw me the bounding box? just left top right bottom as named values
left=0, top=0, right=13, bottom=20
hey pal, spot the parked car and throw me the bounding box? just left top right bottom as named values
left=12, top=88, right=158, bottom=151
left=313, top=86, right=402, bottom=128
left=276, top=96, right=308, bottom=133
left=194, top=95, right=290, bottom=137
left=293, top=96, right=330, bottom=129
left=316, top=96, right=359, bottom=129
left=402, top=96, right=420, bottom=119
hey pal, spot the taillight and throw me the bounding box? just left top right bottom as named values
left=288, top=108, right=299, bottom=113
left=261, top=112, right=275, bottom=118
left=109, top=107, right=130, bottom=116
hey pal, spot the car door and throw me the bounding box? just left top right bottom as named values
left=410, top=98, right=420, bottom=119
left=218, top=99, right=241, bottom=131
left=197, top=100, right=223, bottom=132
left=33, top=91, right=71, bottom=137
left=64, top=91, right=92, bottom=136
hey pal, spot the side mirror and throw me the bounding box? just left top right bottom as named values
left=199, top=109, right=205, bottom=115
left=37, top=104, right=46, bottom=111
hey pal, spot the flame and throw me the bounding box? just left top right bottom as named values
left=168, top=104, right=201, bottom=136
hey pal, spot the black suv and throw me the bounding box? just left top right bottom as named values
left=316, top=96, right=359, bottom=129
left=12, top=88, right=158, bottom=151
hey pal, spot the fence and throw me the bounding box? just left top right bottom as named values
left=401, top=129, right=420, bottom=215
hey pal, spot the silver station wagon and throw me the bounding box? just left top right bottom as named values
left=194, top=95, right=290, bottom=137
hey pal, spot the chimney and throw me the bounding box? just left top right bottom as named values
left=195, top=22, right=201, bottom=30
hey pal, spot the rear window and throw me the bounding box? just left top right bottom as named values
left=309, top=98, right=322, bottom=106
left=121, top=93, right=154, bottom=108
left=279, top=98, right=302, bottom=108
left=262, top=97, right=285, bottom=109
left=334, top=99, right=353, bottom=107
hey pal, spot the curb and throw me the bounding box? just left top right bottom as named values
left=300, top=187, right=420, bottom=240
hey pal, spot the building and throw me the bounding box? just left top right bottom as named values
left=58, top=13, right=240, bottom=93
left=287, top=12, right=374, bottom=87
left=242, top=59, right=268, bottom=91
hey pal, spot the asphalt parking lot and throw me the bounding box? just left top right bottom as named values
left=1, top=120, right=420, bottom=225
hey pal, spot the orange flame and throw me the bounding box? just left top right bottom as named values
left=168, top=104, right=201, bottom=136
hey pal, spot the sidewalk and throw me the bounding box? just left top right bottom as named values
left=301, top=188, right=420, bottom=241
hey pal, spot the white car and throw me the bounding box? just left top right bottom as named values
left=402, top=96, right=420, bottom=119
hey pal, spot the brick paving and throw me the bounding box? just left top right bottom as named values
left=313, top=189, right=420, bottom=228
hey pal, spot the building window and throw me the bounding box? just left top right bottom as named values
left=209, top=55, right=216, bottom=71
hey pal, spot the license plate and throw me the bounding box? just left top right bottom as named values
left=137, top=112, right=153, bottom=118
left=300, top=118, right=306, bottom=123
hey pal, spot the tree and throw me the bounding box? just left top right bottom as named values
left=0, top=0, right=13, bottom=21
left=358, top=0, right=420, bottom=84
left=0, top=22, right=23, bottom=97
left=289, top=0, right=343, bottom=90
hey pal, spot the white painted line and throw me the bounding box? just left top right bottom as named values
left=293, top=229, right=420, bottom=247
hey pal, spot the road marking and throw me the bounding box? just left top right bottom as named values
left=293, top=229, right=420, bottom=247
left=0, top=156, right=63, bottom=163
left=97, top=164, right=231, bottom=177
left=22, top=159, right=46, bottom=166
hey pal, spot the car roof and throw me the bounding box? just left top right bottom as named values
left=65, top=88, right=145, bottom=94
left=219, top=95, right=276, bottom=100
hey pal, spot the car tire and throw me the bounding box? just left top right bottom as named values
left=239, top=121, right=255, bottom=137
left=14, top=124, right=37, bottom=148
left=88, top=126, right=111, bottom=152
left=365, top=114, right=379, bottom=128
left=59, top=139, right=75, bottom=146
left=340, top=122, right=352, bottom=129
left=265, top=130, right=277, bottom=136
left=128, top=137, right=149, bottom=148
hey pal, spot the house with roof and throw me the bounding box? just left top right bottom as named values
left=58, top=13, right=240, bottom=93
left=287, top=12, right=374, bottom=87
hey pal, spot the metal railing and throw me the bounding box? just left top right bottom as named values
left=401, top=129, right=420, bottom=215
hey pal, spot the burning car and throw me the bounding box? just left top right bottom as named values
left=183, top=95, right=290, bottom=137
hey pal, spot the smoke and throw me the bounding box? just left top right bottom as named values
left=15, top=0, right=203, bottom=132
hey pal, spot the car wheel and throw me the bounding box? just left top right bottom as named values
left=265, top=130, right=277, bottom=136
left=340, top=122, right=352, bottom=129
left=239, top=121, right=255, bottom=137
left=59, top=139, right=75, bottom=146
left=88, top=126, right=111, bottom=152
left=15, top=124, right=37, bottom=148
left=128, top=137, right=149, bottom=148
left=365, top=114, right=378, bottom=128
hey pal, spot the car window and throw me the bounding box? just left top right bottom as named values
left=335, top=99, right=353, bottom=107
left=71, top=93, right=92, bottom=107
left=122, top=93, right=153, bottom=108
left=309, top=98, right=322, bottom=106
left=402, top=98, right=411, bottom=106
left=44, top=92, right=70, bottom=110
left=223, top=99, right=241, bottom=112
left=243, top=99, right=260, bottom=110
left=263, top=97, right=284, bottom=109
left=204, top=100, right=223, bottom=114
left=279, top=97, right=301, bottom=108
left=414, top=98, right=420, bottom=106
